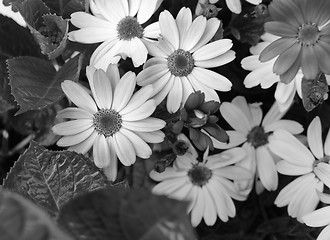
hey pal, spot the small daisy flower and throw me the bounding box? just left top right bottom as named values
left=52, top=64, right=166, bottom=181
left=136, top=7, right=235, bottom=113
left=260, top=0, right=330, bottom=83
left=269, top=116, right=330, bottom=221
left=303, top=193, right=330, bottom=240
left=196, top=0, right=262, bottom=15
left=68, top=0, right=163, bottom=69
left=150, top=134, right=251, bottom=226
left=212, top=96, right=303, bottom=194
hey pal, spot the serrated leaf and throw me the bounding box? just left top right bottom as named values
left=0, top=190, right=72, bottom=240
left=58, top=188, right=197, bottom=240
left=2, top=141, right=109, bottom=217
left=301, top=72, right=329, bottom=112
left=7, top=55, right=81, bottom=115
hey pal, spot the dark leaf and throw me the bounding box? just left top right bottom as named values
left=189, top=128, right=214, bottom=151
left=184, top=91, right=205, bottom=110
left=0, top=61, right=16, bottom=113
left=203, top=123, right=229, bottom=143
left=0, top=190, right=72, bottom=240
left=2, top=141, right=109, bottom=217
left=301, top=72, right=329, bottom=112
left=58, top=188, right=197, bottom=240
left=7, top=54, right=81, bottom=115
left=199, top=101, right=220, bottom=114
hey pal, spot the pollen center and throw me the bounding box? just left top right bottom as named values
left=297, top=23, right=320, bottom=46
left=247, top=126, right=270, bottom=148
left=117, top=16, right=144, bottom=40
left=93, top=109, right=122, bottom=137
left=188, top=164, right=212, bottom=187
left=167, top=49, right=195, bottom=77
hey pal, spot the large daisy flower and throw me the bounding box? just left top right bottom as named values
left=52, top=64, right=166, bottom=181
left=68, top=0, right=163, bottom=69
left=269, top=116, right=330, bottom=221
left=136, top=7, right=235, bottom=113
left=212, top=96, right=303, bottom=194
left=303, top=193, right=330, bottom=240
left=150, top=134, right=251, bottom=227
left=260, top=0, right=330, bottom=83
left=196, top=0, right=262, bottom=15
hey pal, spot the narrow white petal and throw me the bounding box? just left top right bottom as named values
left=56, top=107, right=93, bottom=119
left=317, top=225, right=330, bottom=240
left=93, top=134, right=111, bottom=168
left=119, top=0, right=129, bottom=16
left=61, top=80, right=97, bottom=113
left=68, top=131, right=98, bottom=154
left=93, top=0, right=125, bottom=22
left=190, top=67, right=232, bottom=91
left=128, top=38, right=148, bottom=67
left=195, top=50, right=235, bottom=68
left=53, top=119, right=93, bottom=136
left=105, top=64, right=120, bottom=90
left=207, top=147, right=247, bottom=168
left=170, top=181, right=193, bottom=201
left=241, top=55, right=262, bottom=71
left=269, top=130, right=315, bottom=166
left=220, top=102, right=252, bottom=133
left=303, top=207, right=330, bottom=227
left=314, top=163, right=330, bottom=189
left=143, top=57, right=167, bottom=69
left=70, top=12, right=115, bottom=29
left=216, top=177, right=247, bottom=201
left=256, top=146, right=278, bottom=191
left=187, top=185, right=198, bottom=213
left=243, top=63, right=278, bottom=89
left=57, top=127, right=94, bottom=147
left=181, top=16, right=206, bottom=51
left=166, top=77, right=183, bottom=113
left=69, top=28, right=116, bottom=43
left=193, top=39, right=233, bottom=61
left=153, top=74, right=175, bottom=105
left=135, top=130, right=165, bottom=143
left=93, top=69, right=113, bottom=109
left=307, top=117, right=324, bottom=159
left=264, top=120, right=303, bottom=134
left=175, top=7, right=192, bottom=43
left=191, top=187, right=205, bottom=227
left=143, top=22, right=160, bottom=39
left=213, top=166, right=252, bottom=180
left=159, top=10, right=179, bottom=49
left=262, top=99, right=285, bottom=126
left=102, top=156, right=118, bottom=182
left=226, top=0, right=241, bottom=14
left=113, top=131, right=136, bottom=165
left=325, top=129, right=330, bottom=156
left=180, top=76, right=195, bottom=107
left=136, top=64, right=169, bottom=86
left=128, top=0, right=141, bottom=17
left=152, top=177, right=189, bottom=197
left=137, top=0, right=159, bottom=24
left=276, top=160, right=312, bottom=175
left=188, top=74, right=220, bottom=102
left=246, top=0, right=262, bottom=4
left=112, top=72, right=136, bottom=112
left=122, top=118, right=166, bottom=132
left=211, top=130, right=247, bottom=149
left=201, top=187, right=217, bottom=226
left=119, top=128, right=152, bottom=158
left=231, top=96, right=255, bottom=124
left=122, top=99, right=156, bottom=122
left=150, top=168, right=187, bottom=181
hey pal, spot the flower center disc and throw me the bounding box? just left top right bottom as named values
left=297, top=24, right=320, bottom=46
left=117, top=16, right=144, bottom=40
left=247, top=126, right=269, bottom=148
left=93, top=109, right=122, bottom=137
left=167, top=49, right=195, bottom=77
left=188, top=164, right=212, bottom=187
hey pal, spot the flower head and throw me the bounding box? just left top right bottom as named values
left=212, top=96, right=303, bottom=194
left=136, top=7, right=235, bottom=113
left=52, top=64, right=165, bottom=181
left=150, top=134, right=250, bottom=226
left=68, top=0, right=163, bottom=69
left=260, top=0, right=330, bottom=83
left=269, top=116, right=330, bottom=221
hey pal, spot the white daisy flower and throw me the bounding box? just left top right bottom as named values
left=212, top=96, right=303, bottom=194
left=303, top=193, right=330, bottom=240
left=68, top=0, right=163, bottom=69
left=52, top=64, right=166, bottom=181
left=195, top=0, right=262, bottom=15
left=136, top=7, right=235, bottom=113
left=150, top=134, right=251, bottom=227
left=241, top=33, right=330, bottom=112
left=269, top=116, right=330, bottom=221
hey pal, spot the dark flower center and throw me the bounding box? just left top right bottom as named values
left=297, top=23, right=320, bottom=46
left=93, top=109, right=122, bottom=137
left=167, top=49, right=195, bottom=77
left=246, top=126, right=270, bottom=148
left=117, top=16, right=144, bottom=40
left=188, top=164, right=212, bottom=187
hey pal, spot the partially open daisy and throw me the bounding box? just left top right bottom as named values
left=68, top=0, right=163, bottom=69
left=150, top=134, right=251, bottom=227
left=269, top=116, right=330, bottom=221
left=212, top=96, right=303, bottom=194
left=52, top=64, right=165, bottom=181
left=260, top=0, right=330, bottom=83
left=136, top=7, right=235, bottom=113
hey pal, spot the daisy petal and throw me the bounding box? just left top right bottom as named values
left=136, top=64, right=169, bottom=86
left=264, top=120, right=303, bottom=134
left=56, top=107, right=93, bottom=119
left=220, top=102, right=252, bottom=133
left=52, top=119, right=93, bottom=136
left=159, top=10, right=179, bottom=49
left=166, top=77, right=183, bottom=113
left=127, top=38, right=148, bottom=67
left=195, top=50, right=236, bottom=68
left=301, top=46, right=319, bottom=79
left=193, top=39, right=233, bottom=61
left=57, top=127, right=94, bottom=146
left=137, top=0, right=159, bottom=24
left=128, top=0, right=141, bottom=17
left=303, top=207, right=330, bottom=227
left=70, top=12, right=114, bottom=29
left=112, top=72, right=136, bottom=112
left=113, top=131, right=136, bottom=166
left=207, top=147, right=247, bottom=168
left=314, top=162, right=330, bottom=189
left=191, top=67, right=232, bottom=91
left=61, top=80, right=97, bottom=113
left=273, top=43, right=301, bottom=75
left=259, top=38, right=296, bottom=62
left=213, top=166, right=251, bottom=181
left=264, top=21, right=298, bottom=37
left=191, top=187, right=204, bottom=227
left=307, top=116, right=324, bottom=159
left=135, top=131, right=165, bottom=143
left=93, top=69, right=113, bottom=109
left=256, top=146, right=278, bottom=191
left=121, top=99, right=156, bottom=121
left=69, top=28, right=116, bottom=43
left=317, top=225, right=330, bottom=240
left=324, top=129, right=330, bottom=156
left=68, top=131, right=98, bottom=154
left=276, top=160, right=312, bottom=175
left=119, top=128, right=151, bottom=158
left=181, top=16, right=206, bottom=51
left=93, top=134, right=111, bottom=168
left=201, top=187, right=217, bottom=226
left=150, top=168, right=186, bottom=181
left=122, top=118, right=165, bottom=132
left=176, top=7, right=192, bottom=43
left=188, top=75, right=220, bottom=102
left=143, top=22, right=160, bottom=39
left=211, top=130, right=246, bottom=149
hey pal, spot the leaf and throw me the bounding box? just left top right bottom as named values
left=16, top=0, right=69, bottom=59
left=58, top=188, right=197, bottom=240
left=0, top=190, right=73, bottom=240
left=0, top=61, right=16, bottom=113
left=301, top=72, right=329, bottom=112
left=7, top=54, right=81, bottom=115
left=2, top=141, right=109, bottom=217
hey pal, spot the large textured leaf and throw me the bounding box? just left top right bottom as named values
left=0, top=61, right=16, bottom=113
left=58, top=188, right=197, bottom=240
left=7, top=54, right=81, bottom=115
left=2, top=141, right=109, bottom=217
left=0, top=190, right=72, bottom=240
